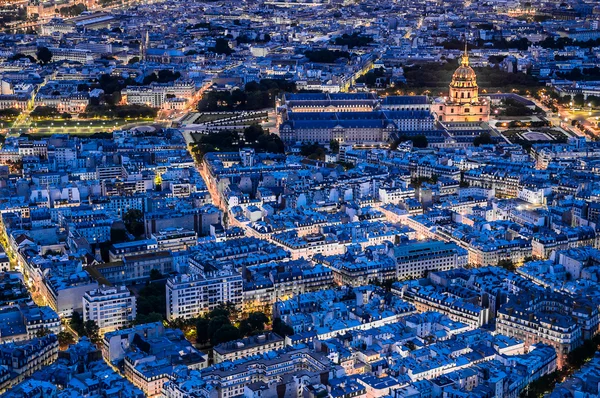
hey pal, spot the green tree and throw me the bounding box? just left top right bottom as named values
left=57, top=330, right=75, bottom=347
left=196, top=317, right=210, bottom=344
left=239, top=312, right=269, bottom=336
left=208, top=315, right=231, bottom=339
left=210, top=38, right=233, bottom=55
left=8, top=53, right=36, bottom=63
left=329, top=139, right=340, bottom=154
left=301, top=142, right=326, bottom=160
left=70, top=312, right=85, bottom=336
left=208, top=305, right=231, bottom=319
left=255, top=133, right=284, bottom=154
left=573, top=93, right=585, bottom=107
left=84, top=320, right=100, bottom=343
left=473, top=132, right=493, bottom=146
left=31, top=106, right=61, bottom=119
left=149, top=269, right=163, bottom=281
left=134, top=312, right=164, bottom=325
left=411, top=135, right=428, bottom=148
left=243, top=124, right=264, bottom=143
left=123, top=209, right=145, bottom=238
left=36, top=46, right=52, bottom=64
left=137, top=283, right=166, bottom=318
left=0, top=108, right=20, bottom=119
left=35, top=327, right=51, bottom=337
left=498, top=259, right=516, bottom=271
left=272, top=318, right=294, bottom=337
left=333, top=32, right=373, bottom=48
left=110, top=223, right=128, bottom=243
left=212, top=324, right=241, bottom=345
left=247, top=312, right=269, bottom=330
left=128, top=56, right=140, bottom=65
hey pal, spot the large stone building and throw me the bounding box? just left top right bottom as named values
left=433, top=47, right=490, bottom=123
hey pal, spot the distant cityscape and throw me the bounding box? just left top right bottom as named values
left=0, top=0, right=599, bottom=398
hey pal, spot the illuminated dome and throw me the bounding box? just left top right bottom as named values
left=448, top=46, right=479, bottom=103
left=452, top=63, right=477, bottom=83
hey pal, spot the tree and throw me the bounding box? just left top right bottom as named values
left=208, top=304, right=231, bottom=319
left=333, top=32, right=373, bottom=49
left=498, top=259, right=516, bottom=271
left=84, top=320, right=100, bottom=343
left=208, top=315, right=231, bottom=339
left=31, top=106, right=61, bottom=119
left=58, top=3, right=86, bottom=17
left=123, top=209, right=145, bottom=238
left=149, top=269, right=163, bottom=281
left=239, top=312, right=269, bottom=336
left=0, top=108, right=20, bottom=119
left=8, top=53, right=36, bottom=63
left=212, top=324, right=241, bottom=345
left=70, top=312, right=85, bottom=336
left=247, top=312, right=269, bottom=330
left=134, top=312, right=163, bottom=325
left=57, top=330, right=75, bottom=347
left=36, top=46, right=52, bottom=64
left=143, top=70, right=181, bottom=85
left=243, top=124, right=264, bottom=143
left=301, top=142, right=326, bottom=160
left=473, top=132, right=493, bottom=146
left=329, top=139, right=339, bottom=154
left=35, top=327, right=51, bottom=337
left=272, top=318, right=294, bottom=337
left=137, top=283, right=166, bottom=318
left=210, top=38, right=233, bottom=55
left=128, top=56, right=140, bottom=65
left=255, top=133, right=284, bottom=154
left=411, top=135, right=428, bottom=148
left=110, top=223, right=128, bottom=243
left=196, top=317, right=210, bottom=344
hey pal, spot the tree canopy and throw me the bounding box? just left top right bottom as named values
left=36, top=46, right=52, bottom=65
left=123, top=209, right=145, bottom=238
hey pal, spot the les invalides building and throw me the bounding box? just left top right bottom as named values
left=434, top=47, right=490, bottom=123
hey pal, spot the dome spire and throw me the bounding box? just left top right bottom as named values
left=462, top=39, right=469, bottom=66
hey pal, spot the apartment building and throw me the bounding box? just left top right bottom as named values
left=496, top=291, right=598, bottom=369
left=213, top=333, right=285, bottom=364
left=166, top=270, right=243, bottom=320
left=83, top=286, right=137, bottom=335
left=391, top=240, right=468, bottom=279
left=152, top=228, right=198, bottom=252
left=0, top=335, right=59, bottom=394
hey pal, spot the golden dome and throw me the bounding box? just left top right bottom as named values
left=452, top=47, right=477, bottom=81
left=452, top=64, right=477, bottom=81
